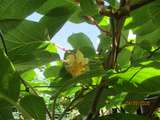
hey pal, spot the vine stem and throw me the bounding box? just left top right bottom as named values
left=0, top=30, right=8, bottom=55
left=85, top=1, right=127, bottom=119
left=55, top=44, right=68, bottom=52
left=85, top=80, right=107, bottom=120
left=85, top=17, right=126, bottom=120
left=85, top=0, right=157, bottom=118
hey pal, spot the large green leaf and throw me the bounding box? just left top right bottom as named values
left=112, top=61, right=160, bottom=94
left=0, top=49, right=20, bottom=110
left=131, top=46, right=149, bottom=62
left=38, top=0, right=69, bottom=14
left=124, top=5, right=150, bottom=30
left=2, top=20, right=59, bottom=71
left=0, top=109, right=14, bottom=120
left=133, top=20, right=157, bottom=36
left=69, top=8, right=85, bottom=23
left=136, top=27, right=160, bottom=46
left=80, top=0, right=98, bottom=16
left=0, top=0, right=45, bottom=20
left=117, top=47, right=132, bottom=67
left=68, top=33, right=96, bottom=57
left=20, top=95, right=46, bottom=120
left=21, top=69, right=36, bottom=81
left=39, top=1, right=77, bottom=37
left=124, top=0, right=160, bottom=37
left=44, top=66, right=61, bottom=79
left=0, top=20, right=21, bottom=33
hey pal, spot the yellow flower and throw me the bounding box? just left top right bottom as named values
left=64, top=50, right=89, bottom=77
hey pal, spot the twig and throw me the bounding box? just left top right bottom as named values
left=0, top=30, right=8, bottom=55
left=54, top=44, right=68, bottom=52
left=85, top=80, right=107, bottom=120
left=96, top=0, right=112, bottom=16
left=20, top=78, right=30, bottom=93
left=96, top=0, right=104, bottom=6
left=96, top=0, right=105, bottom=12
left=52, top=97, right=57, bottom=120
left=86, top=4, right=126, bottom=119
left=147, top=46, right=160, bottom=58
left=84, top=16, right=111, bottom=35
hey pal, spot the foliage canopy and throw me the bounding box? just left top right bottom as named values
left=0, top=0, right=160, bottom=120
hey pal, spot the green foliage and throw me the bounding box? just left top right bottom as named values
left=39, top=1, right=77, bottom=37
left=20, top=95, right=46, bottom=120
left=96, top=113, right=150, bottom=120
left=0, top=0, right=45, bottom=20
left=0, top=49, right=20, bottom=118
left=80, top=0, right=98, bottom=16
left=68, top=32, right=96, bottom=57
left=0, top=0, right=160, bottom=120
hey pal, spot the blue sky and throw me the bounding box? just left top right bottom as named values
left=26, top=12, right=100, bottom=58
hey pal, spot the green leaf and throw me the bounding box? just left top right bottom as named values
left=3, top=20, right=59, bottom=71
left=124, top=5, right=150, bottom=29
left=77, top=89, right=107, bottom=115
left=0, top=109, right=14, bottom=120
left=0, top=0, right=45, bottom=20
left=69, top=33, right=90, bottom=47
left=125, top=0, right=160, bottom=37
left=69, top=8, right=85, bottom=23
left=44, top=66, right=61, bottom=78
left=38, top=0, right=68, bottom=14
left=39, top=1, right=77, bottom=37
left=106, top=92, right=127, bottom=109
left=20, top=95, right=46, bottom=120
left=0, top=49, right=20, bottom=110
left=112, top=61, right=160, bottom=94
left=136, top=27, right=160, bottom=46
left=80, top=0, right=98, bottom=16
left=149, top=0, right=160, bottom=26
left=131, top=46, right=148, bottom=62
left=133, top=20, right=157, bottom=36
left=52, top=67, right=106, bottom=98
left=117, top=47, right=133, bottom=67
left=21, top=69, right=36, bottom=81
left=0, top=20, right=21, bottom=33
left=68, top=33, right=96, bottom=57
left=97, top=33, right=112, bottom=55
